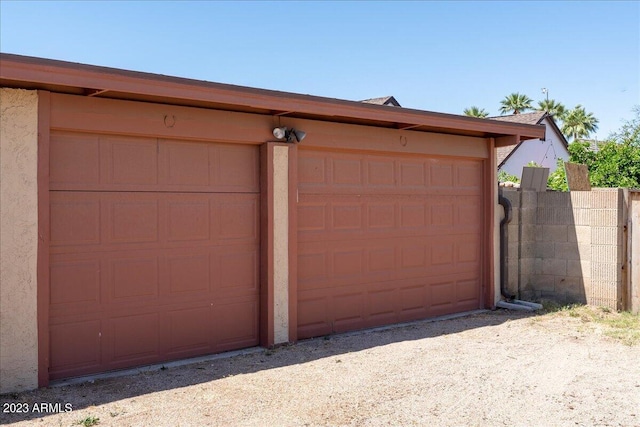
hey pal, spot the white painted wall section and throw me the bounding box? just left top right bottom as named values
left=500, top=117, right=569, bottom=177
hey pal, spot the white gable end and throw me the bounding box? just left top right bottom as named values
left=499, top=117, right=569, bottom=178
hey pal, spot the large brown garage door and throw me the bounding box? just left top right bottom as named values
left=297, top=149, right=483, bottom=339
left=48, top=131, right=259, bottom=380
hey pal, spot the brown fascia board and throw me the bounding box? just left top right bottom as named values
left=0, top=53, right=544, bottom=141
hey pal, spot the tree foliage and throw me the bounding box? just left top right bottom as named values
left=499, top=92, right=533, bottom=115
left=498, top=170, right=520, bottom=183
left=547, top=107, right=640, bottom=190
left=536, top=99, right=567, bottom=122
left=609, top=105, right=640, bottom=147
left=561, top=105, right=599, bottom=141
left=468, top=91, right=599, bottom=141
left=546, top=159, right=569, bottom=191
left=463, top=106, right=489, bottom=118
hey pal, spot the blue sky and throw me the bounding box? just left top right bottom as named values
left=1, top=1, right=638, bottom=139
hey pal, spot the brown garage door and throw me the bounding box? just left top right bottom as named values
left=48, top=131, right=259, bottom=380
left=297, top=149, right=483, bottom=339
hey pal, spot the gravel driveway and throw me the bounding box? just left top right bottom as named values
left=2, top=309, right=639, bottom=427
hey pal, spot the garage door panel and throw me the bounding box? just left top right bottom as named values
left=49, top=320, right=102, bottom=379
left=109, top=200, right=159, bottom=244
left=298, top=153, right=327, bottom=185
left=50, top=198, right=101, bottom=247
left=368, top=247, right=396, bottom=274
left=165, top=306, right=212, bottom=357
left=400, top=203, right=427, bottom=228
left=297, top=294, right=330, bottom=337
left=368, top=203, right=396, bottom=229
left=50, top=258, right=100, bottom=307
left=298, top=203, right=327, bottom=232
left=457, top=196, right=483, bottom=227
left=167, top=252, right=211, bottom=295
left=456, top=162, right=483, bottom=189
left=401, top=244, right=428, bottom=269
left=332, top=158, right=363, bottom=187
left=298, top=148, right=483, bottom=338
left=167, top=200, right=211, bottom=242
left=213, top=298, right=259, bottom=350
left=298, top=195, right=481, bottom=242
left=298, top=274, right=483, bottom=339
left=456, top=279, right=481, bottom=304
left=332, top=292, right=365, bottom=325
left=109, top=256, right=159, bottom=301
left=430, top=162, right=454, bottom=188
left=106, top=137, right=159, bottom=186
left=368, top=289, right=398, bottom=319
left=50, top=193, right=258, bottom=254
left=431, top=242, right=454, bottom=266
left=215, top=248, right=259, bottom=298
left=50, top=131, right=259, bottom=193
left=430, top=281, right=455, bottom=308
left=215, top=144, right=260, bottom=191
left=333, top=249, right=364, bottom=278
left=399, top=160, right=427, bottom=187
left=458, top=238, right=480, bottom=263
left=298, top=251, right=329, bottom=283
left=299, top=150, right=482, bottom=196
left=50, top=133, right=100, bottom=187
left=431, top=203, right=454, bottom=226
left=366, top=159, right=395, bottom=186
left=51, top=245, right=259, bottom=319
left=332, top=203, right=363, bottom=230
left=299, top=236, right=480, bottom=292
left=49, top=131, right=260, bottom=380
left=215, top=197, right=259, bottom=241
left=109, top=313, right=160, bottom=363
left=158, top=140, right=259, bottom=192
left=161, top=140, right=211, bottom=187
left=400, top=285, right=429, bottom=314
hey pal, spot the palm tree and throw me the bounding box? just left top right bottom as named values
left=463, top=106, right=489, bottom=118
left=499, top=93, right=533, bottom=115
left=562, top=105, right=599, bottom=141
left=537, top=99, right=567, bottom=121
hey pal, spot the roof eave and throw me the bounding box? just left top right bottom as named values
left=0, top=53, right=545, bottom=141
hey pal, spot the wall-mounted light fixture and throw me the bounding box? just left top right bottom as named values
left=272, top=127, right=306, bottom=143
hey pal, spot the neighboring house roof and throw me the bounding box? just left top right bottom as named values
left=488, top=111, right=546, bottom=125
left=488, top=112, right=568, bottom=168
left=580, top=138, right=601, bottom=152
left=360, top=96, right=401, bottom=107
left=496, top=144, right=516, bottom=167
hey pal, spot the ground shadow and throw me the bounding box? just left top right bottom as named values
left=0, top=309, right=532, bottom=425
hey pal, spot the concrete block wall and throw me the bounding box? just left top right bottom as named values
left=501, top=188, right=626, bottom=310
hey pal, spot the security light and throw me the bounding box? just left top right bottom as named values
left=272, top=127, right=306, bottom=143
left=273, top=127, right=287, bottom=140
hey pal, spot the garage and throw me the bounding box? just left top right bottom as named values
left=0, top=53, right=545, bottom=392
left=47, top=129, right=260, bottom=379
left=297, top=148, right=483, bottom=339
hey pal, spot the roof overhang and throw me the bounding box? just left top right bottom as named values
left=0, top=53, right=545, bottom=141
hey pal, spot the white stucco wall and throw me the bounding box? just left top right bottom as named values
left=273, top=145, right=289, bottom=344
left=500, top=118, right=569, bottom=178
left=0, top=88, right=40, bottom=393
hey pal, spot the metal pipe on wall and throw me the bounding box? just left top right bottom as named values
left=499, top=193, right=516, bottom=301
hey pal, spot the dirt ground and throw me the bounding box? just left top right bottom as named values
left=2, top=309, right=639, bottom=427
